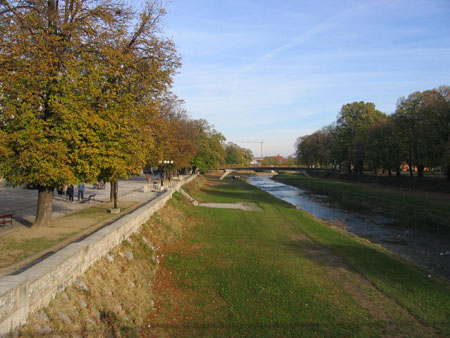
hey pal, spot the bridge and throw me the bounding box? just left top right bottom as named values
left=221, top=166, right=331, bottom=171
left=218, top=166, right=333, bottom=180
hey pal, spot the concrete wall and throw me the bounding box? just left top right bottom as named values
left=0, top=175, right=196, bottom=336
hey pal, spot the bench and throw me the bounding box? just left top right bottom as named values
left=152, top=181, right=161, bottom=191
left=0, top=213, right=13, bottom=228
left=83, top=194, right=96, bottom=203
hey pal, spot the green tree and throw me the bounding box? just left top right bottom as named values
left=225, top=143, right=253, bottom=165
left=393, top=89, right=449, bottom=177
left=191, top=120, right=226, bottom=171
left=295, top=125, right=334, bottom=167
left=335, top=101, right=386, bottom=173
left=437, top=85, right=450, bottom=180
left=364, top=118, right=402, bottom=175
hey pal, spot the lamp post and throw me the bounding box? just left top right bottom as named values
left=159, top=160, right=173, bottom=189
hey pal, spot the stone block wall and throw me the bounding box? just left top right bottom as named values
left=0, top=175, right=196, bottom=336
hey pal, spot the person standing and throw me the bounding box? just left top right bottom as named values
left=67, top=185, right=74, bottom=202
left=160, top=170, right=164, bottom=189
left=77, top=183, right=85, bottom=202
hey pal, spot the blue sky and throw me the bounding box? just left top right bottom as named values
left=150, top=0, right=449, bottom=156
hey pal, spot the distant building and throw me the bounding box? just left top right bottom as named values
left=251, top=158, right=262, bottom=165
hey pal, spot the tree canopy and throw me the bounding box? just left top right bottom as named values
left=295, top=86, right=450, bottom=179
left=0, top=0, right=182, bottom=225
left=225, top=143, right=253, bottom=165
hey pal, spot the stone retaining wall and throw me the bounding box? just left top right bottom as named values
left=0, top=175, right=196, bottom=336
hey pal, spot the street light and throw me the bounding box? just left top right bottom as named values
left=159, top=160, right=173, bottom=189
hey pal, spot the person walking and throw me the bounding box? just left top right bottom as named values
left=77, top=183, right=85, bottom=202
left=67, top=185, right=74, bottom=202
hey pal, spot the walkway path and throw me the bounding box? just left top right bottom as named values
left=0, top=174, right=179, bottom=232
left=180, top=188, right=261, bottom=211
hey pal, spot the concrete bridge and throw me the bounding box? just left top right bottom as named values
left=218, top=166, right=333, bottom=180
left=221, top=166, right=331, bottom=171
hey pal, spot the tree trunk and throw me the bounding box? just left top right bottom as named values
left=110, top=182, right=114, bottom=202
left=34, top=187, right=54, bottom=226
left=346, top=163, right=352, bottom=174
left=417, top=164, right=424, bottom=178
left=408, top=154, right=413, bottom=177
left=113, top=181, right=118, bottom=209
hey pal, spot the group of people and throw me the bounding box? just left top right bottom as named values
left=93, top=180, right=105, bottom=189
left=65, top=183, right=84, bottom=203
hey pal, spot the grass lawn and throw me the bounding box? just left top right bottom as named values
left=145, top=175, right=450, bottom=337
left=0, top=201, right=136, bottom=272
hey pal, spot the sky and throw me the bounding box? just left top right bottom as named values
left=143, top=0, right=450, bottom=157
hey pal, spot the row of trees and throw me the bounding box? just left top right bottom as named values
left=295, top=86, right=450, bottom=179
left=0, top=0, right=251, bottom=227
left=225, top=143, right=253, bottom=165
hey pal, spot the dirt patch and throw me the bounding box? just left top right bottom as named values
left=290, top=233, right=437, bottom=337
left=16, top=195, right=191, bottom=337
left=142, top=223, right=225, bottom=337
left=198, top=202, right=262, bottom=211
left=205, top=170, right=225, bottom=178
left=205, top=180, right=231, bottom=186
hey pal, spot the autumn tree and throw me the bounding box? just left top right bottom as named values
left=149, top=100, right=199, bottom=174
left=0, top=0, right=117, bottom=225
left=91, top=2, right=180, bottom=208
left=0, top=0, right=179, bottom=223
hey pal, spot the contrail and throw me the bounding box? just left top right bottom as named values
left=243, top=5, right=362, bottom=71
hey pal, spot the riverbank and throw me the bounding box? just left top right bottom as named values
left=305, top=169, right=450, bottom=194
left=147, top=174, right=450, bottom=337
left=15, top=174, right=450, bottom=337
left=273, top=172, right=450, bottom=231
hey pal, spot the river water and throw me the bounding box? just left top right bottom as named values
left=248, top=175, right=450, bottom=281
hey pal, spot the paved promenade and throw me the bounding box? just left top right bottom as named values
left=0, top=174, right=173, bottom=231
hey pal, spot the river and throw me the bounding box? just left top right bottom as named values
left=248, top=175, right=450, bottom=281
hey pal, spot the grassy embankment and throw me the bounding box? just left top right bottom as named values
left=145, top=175, right=450, bottom=337
left=16, top=174, right=450, bottom=337
left=274, top=172, right=450, bottom=230
left=17, top=199, right=187, bottom=337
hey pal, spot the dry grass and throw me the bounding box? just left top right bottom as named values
left=0, top=202, right=136, bottom=271
left=16, top=196, right=189, bottom=338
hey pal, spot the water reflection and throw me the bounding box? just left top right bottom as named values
left=248, top=175, right=450, bottom=280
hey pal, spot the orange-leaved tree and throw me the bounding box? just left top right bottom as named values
left=0, top=0, right=179, bottom=224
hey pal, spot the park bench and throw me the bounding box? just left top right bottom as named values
left=152, top=180, right=161, bottom=191
left=83, top=194, right=96, bottom=203
left=0, top=213, right=13, bottom=228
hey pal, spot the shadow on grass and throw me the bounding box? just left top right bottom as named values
left=21, top=321, right=384, bottom=338
left=280, top=235, right=450, bottom=335
left=15, top=216, right=33, bottom=228
left=281, top=233, right=443, bottom=288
